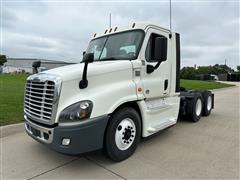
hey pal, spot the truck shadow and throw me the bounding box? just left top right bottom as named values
left=80, top=118, right=194, bottom=164
left=29, top=118, right=196, bottom=165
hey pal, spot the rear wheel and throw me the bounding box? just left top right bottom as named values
left=202, top=91, right=213, bottom=116
left=188, top=93, right=203, bottom=122
left=104, top=107, right=141, bottom=162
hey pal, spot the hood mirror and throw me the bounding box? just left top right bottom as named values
left=79, top=53, right=94, bottom=89
left=32, top=61, right=41, bottom=74
left=82, top=53, right=94, bottom=63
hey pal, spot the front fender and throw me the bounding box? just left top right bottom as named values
left=56, top=68, right=137, bottom=122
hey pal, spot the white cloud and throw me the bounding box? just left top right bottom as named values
left=1, top=1, right=239, bottom=68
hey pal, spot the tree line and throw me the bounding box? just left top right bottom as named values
left=0, top=54, right=7, bottom=66
left=1, top=53, right=239, bottom=79
left=180, top=64, right=240, bottom=79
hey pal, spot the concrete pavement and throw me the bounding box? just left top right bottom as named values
left=0, top=123, right=24, bottom=138
left=1, top=86, right=239, bottom=179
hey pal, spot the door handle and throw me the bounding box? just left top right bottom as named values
left=164, top=79, right=168, bottom=91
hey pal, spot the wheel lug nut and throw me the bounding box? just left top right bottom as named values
left=117, top=125, right=122, bottom=131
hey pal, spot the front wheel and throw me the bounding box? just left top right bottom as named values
left=104, top=107, right=141, bottom=162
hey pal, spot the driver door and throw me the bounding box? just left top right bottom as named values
left=138, top=27, right=173, bottom=132
left=140, top=28, right=171, bottom=99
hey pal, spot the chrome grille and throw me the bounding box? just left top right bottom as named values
left=24, top=80, right=55, bottom=122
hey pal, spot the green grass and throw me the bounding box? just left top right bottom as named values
left=180, top=79, right=234, bottom=91
left=0, top=74, right=29, bottom=126
left=0, top=74, right=235, bottom=126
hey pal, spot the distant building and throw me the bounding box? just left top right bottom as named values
left=218, top=73, right=228, bottom=81
left=218, top=73, right=240, bottom=82
left=2, top=58, right=75, bottom=73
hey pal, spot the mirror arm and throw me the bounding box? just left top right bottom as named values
left=79, top=62, right=89, bottom=89
left=146, top=61, right=162, bottom=74
left=154, top=61, right=161, bottom=69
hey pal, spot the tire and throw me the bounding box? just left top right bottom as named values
left=104, top=107, right=141, bottom=162
left=188, top=93, right=203, bottom=122
left=202, top=91, right=213, bottom=116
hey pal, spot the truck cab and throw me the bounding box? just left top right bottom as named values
left=24, top=23, right=213, bottom=161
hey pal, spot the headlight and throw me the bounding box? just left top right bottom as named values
left=59, top=101, right=93, bottom=123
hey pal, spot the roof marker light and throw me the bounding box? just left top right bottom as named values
left=93, top=33, right=97, bottom=37
left=109, top=28, right=112, bottom=33
left=114, top=27, right=117, bottom=32
left=132, top=23, right=136, bottom=28
left=104, top=29, right=108, bottom=34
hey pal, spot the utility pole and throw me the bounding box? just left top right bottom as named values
left=169, top=0, right=172, bottom=34
left=109, top=13, right=111, bottom=28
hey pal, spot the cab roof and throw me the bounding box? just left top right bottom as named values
left=92, top=23, right=172, bottom=40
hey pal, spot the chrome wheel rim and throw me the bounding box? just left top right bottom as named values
left=207, top=96, right=212, bottom=111
left=196, top=99, right=202, bottom=116
left=115, top=118, right=136, bottom=151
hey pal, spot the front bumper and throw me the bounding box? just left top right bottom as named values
left=25, top=115, right=109, bottom=155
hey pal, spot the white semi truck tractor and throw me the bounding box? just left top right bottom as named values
left=24, top=23, right=214, bottom=161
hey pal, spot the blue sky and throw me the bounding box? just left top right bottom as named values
left=1, top=0, right=239, bottom=69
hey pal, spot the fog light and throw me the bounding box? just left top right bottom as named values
left=62, top=138, right=71, bottom=146
left=43, top=133, right=49, bottom=140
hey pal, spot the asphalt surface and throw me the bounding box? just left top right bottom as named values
left=1, top=85, right=239, bottom=180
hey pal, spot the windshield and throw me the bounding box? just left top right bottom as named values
left=86, top=30, right=144, bottom=61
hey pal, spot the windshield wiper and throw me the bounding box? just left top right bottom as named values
left=99, top=57, right=118, bottom=61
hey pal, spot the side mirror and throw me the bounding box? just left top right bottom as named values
left=82, top=53, right=94, bottom=63
left=146, top=37, right=168, bottom=74
left=82, top=51, right=86, bottom=56
left=154, top=37, right=167, bottom=62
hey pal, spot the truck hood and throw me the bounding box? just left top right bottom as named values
left=41, top=60, right=133, bottom=81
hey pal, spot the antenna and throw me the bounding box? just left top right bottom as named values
left=169, top=0, right=172, bottom=38
left=109, top=13, right=112, bottom=28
